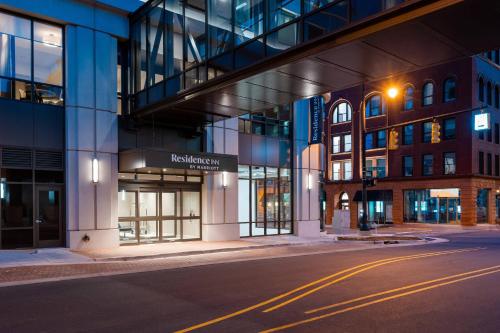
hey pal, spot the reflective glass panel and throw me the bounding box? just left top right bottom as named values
left=118, top=191, right=136, bottom=217
left=165, top=0, right=184, bottom=76
left=1, top=184, right=33, bottom=228
left=139, top=192, right=157, bottom=216
left=34, top=41, right=63, bottom=86
left=183, top=191, right=200, bottom=217
left=268, top=0, right=300, bottom=30
left=0, top=12, right=31, bottom=39
left=208, top=0, right=232, bottom=57
left=235, top=0, right=264, bottom=45
left=185, top=0, right=206, bottom=69
left=162, top=192, right=175, bottom=216
left=148, top=2, right=165, bottom=85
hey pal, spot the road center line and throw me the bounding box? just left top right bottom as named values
left=261, top=247, right=482, bottom=313
left=174, top=247, right=482, bottom=333
left=260, top=268, right=500, bottom=333
left=305, top=264, right=500, bottom=314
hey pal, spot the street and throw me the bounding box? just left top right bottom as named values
left=2, top=230, right=500, bottom=333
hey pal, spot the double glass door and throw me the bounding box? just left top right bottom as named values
left=118, top=187, right=201, bottom=244
left=438, top=198, right=460, bottom=224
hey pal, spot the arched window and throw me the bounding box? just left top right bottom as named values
left=340, top=192, right=349, bottom=210
left=403, top=85, right=414, bottom=111
left=478, top=77, right=484, bottom=102
left=422, top=82, right=434, bottom=106
left=487, top=81, right=492, bottom=105
left=332, top=102, right=352, bottom=123
left=443, top=77, right=456, bottom=102
left=366, top=94, right=385, bottom=117
left=495, top=85, right=499, bottom=109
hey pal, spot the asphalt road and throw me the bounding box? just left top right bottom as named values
left=2, top=231, right=500, bottom=333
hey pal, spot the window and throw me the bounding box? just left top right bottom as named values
left=479, top=151, right=484, bottom=174
left=487, top=81, right=493, bottom=105
left=422, top=154, right=433, bottom=176
left=332, top=162, right=341, bottom=180
left=488, top=128, right=492, bottom=142
left=487, top=153, right=492, bottom=176
left=376, top=159, right=386, bottom=178
left=443, top=77, right=456, bottom=102
left=333, top=136, right=341, bottom=153
left=496, top=123, right=499, bottom=144
left=344, top=161, right=352, bottom=180
left=0, top=12, right=63, bottom=105
left=479, top=77, right=485, bottom=102
left=332, top=102, right=352, bottom=123
left=365, top=132, right=374, bottom=150
left=366, top=95, right=384, bottom=117
left=403, top=156, right=413, bottom=176
left=443, top=118, right=456, bottom=140
left=495, top=85, right=499, bottom=108
left=403, top=85, right=414, bottom=110
left=377, top=130, right=386, bottom=148
left=495, top=155, right=499, bottom=177
left=366, top=130, right=386, bottom=149
left=422, top=82, right=434, bottom=106
left=344, top=134, right=352, bottom=152
left=268, top=0, right=300, bottom=30
left=403, top=124, right=413, bottom=145
left=339, top=192, right=349, bottom=210
left=444, top=152, right=456, bottom=175
left=423, top=122, right=433, bottom=143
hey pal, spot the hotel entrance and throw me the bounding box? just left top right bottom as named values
left=118, top=178, right=201, bottom=245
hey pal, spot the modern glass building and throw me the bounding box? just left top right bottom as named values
left=0, top=0, right=496, bottom=249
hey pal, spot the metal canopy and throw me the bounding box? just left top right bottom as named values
left=134, top=0, right=500, bottom=125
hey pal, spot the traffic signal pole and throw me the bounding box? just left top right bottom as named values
left=360, top=83, right=370, bottom=232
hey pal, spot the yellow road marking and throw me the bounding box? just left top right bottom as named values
left=306, top=264, right=500, bottom=314
left=262, top=247, right=482, bottom=313
left=260, top=267, right=500, bottom=333
left=174, top=247, right=482, bottom=333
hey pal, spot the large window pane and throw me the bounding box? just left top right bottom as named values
left=118, top=191, right=137, bottom=217
left=162, top=192, right=175, bottom=216
left=1, top=184, right=33, bottom=228
left=185, top=0, right=206, bottom=69
left=139, top=192, right=157, bottom=216
left=280, top=168, right=291, bottom=222
left=33, top=83, right=63, bottom=105
left=268, top=0, right=300, bottom=30
left=0, top=12, right=31, bottom=39
left=148, top=2, right=165, bottom=85
left=266, top=23, right=298, bottom=56
left=251, top=166, right=265, bottom=223
left=208, top=0, right=232, bottom=57
left=183, top=191, right=200, bottom=217
left=235, top=0, right=264, bottom=45
left=266, top=167, right=278, bottom=223
left=33, top=22, right=62, bottom=47
left=165, top=0, right=184, bottom=76
left=0, top=77, right=12, bottom=99
left=14, top=37, right=31, bottom=80
left=34, top=41, right=63, bottom=86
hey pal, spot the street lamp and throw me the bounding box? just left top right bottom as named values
left=359, top=85, right=399, bottom=231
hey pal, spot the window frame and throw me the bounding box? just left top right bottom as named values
left=443, top=77, right=457, bottom=103
left=331, top=101, right=352, bottom=124
left=403, top=156, right=413, bottom=177
left=443, top=118, right=456, bottom=140
left=422, top=154, right=433, bottom=176
left=422, top=81, right=434, bottom=106
left=403, top=84, right=414, bottom=111
left=443, top=152, right=456, bottom=175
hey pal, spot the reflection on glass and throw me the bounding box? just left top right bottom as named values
left=251, top=166, right=265, bottom=223
left=118, top=191, right=136, bottom=217
left=34, top=41, right=63, bottom=86
left=0, top=77, right=12, bottom=99
left=148, top=3, right=165, bottom=85
left=235, top=0, right=264, bottom=45
left=183, top=191, right=200, bottom=217
left=119, top=221, right=137, bottom=243
left=166, top=0, right=184, bottom=77
left=0, top=12, right=31, bottom=39
left=33, top=83, right=63, bottom=105
left=268, top=0, right=300, bottom=30
left=266, top=167, right=278, bottom=222
left=1, top=183, right=33, bottom=228
left=162, top=192, right=175, bottom=216
left=185, top=0, right=206, bottom=69
left=140, top=220, right=159, bottom=242
left=139, top=192, right=157, bottom=216
left=208, top=0, right=232, bottom=57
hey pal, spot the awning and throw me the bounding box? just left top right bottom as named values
left=353, top=190, right=393, bottom=202
left=119, top=148, right=238, bottom=174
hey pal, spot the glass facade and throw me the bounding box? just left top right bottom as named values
left=238, top=105, right=291, bottom=138
left=0, top=11, right=64, bottom=106
left=238, top=165, right=292, bottom=237
left=404, top=189, right=461, bottom=224
left=130, top=0, right=405, bottom=107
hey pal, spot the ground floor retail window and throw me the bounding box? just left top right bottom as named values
left=118, top=181, right=201, bottom=245
left=404, top=189, right=461, bottom=224
left=357, top=200, right=393, bottom=224
left=238, top=165, right=292, bottom=237
left=477, top=189, right=489, bottom=224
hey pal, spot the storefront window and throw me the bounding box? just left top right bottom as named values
left=404, top=189, right=460, bottom=224
left=239, top=165, right=292, bottom=236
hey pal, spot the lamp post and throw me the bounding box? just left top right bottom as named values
left=359, top=84, right=399, bottom=231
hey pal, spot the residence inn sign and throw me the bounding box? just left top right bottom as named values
left=119, top=148, right=239, bottom=173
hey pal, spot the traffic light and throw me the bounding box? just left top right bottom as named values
left=431, top=121, right=441, bottom=143
left=388, top=128, right=399, bottom=150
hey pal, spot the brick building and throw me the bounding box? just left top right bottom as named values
left=324, top=54, right=500, bottom=228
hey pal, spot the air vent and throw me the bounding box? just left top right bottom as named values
left=1, top=148, right=33, bottom=169
left=35, top=150, right=64, bottom=170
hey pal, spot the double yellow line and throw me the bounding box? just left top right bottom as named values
left=175, top=247, right=482, bottom=333
left=261, top=264, right=500, bottom=332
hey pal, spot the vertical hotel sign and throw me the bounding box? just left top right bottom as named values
left=309, top=96, right=323, bottom=144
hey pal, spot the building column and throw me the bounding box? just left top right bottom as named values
left=392, top=188, right=404, bottom=225
left=293, top=99, right=322, bottom=238
left=488, top=187, right=496, bottom=225
left=65, top=26, right=119, bottom=249
left=460, top=181, right=477, bottom=226
left=202, top=118, right=240, bottom=241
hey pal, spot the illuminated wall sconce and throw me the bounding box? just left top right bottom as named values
left=307, top=173, right=313, bottom=191
left=92, top=158, right=99, bottom=183
left=0, top=179, right=5, bottom=199
left=222, top=171, right=229, bottom=188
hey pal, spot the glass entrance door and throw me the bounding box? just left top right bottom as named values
left=35, top=186, right=62, bottom=247
left=438, top=198, right=461, bottom=224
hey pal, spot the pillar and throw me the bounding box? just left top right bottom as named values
left=460, top=181, right=477, bottom=226
left=202, top=118, right=240, bottom=241
left=65, top=26, right=119, bottom=249
left=292, top=99, right=322, bottom=238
